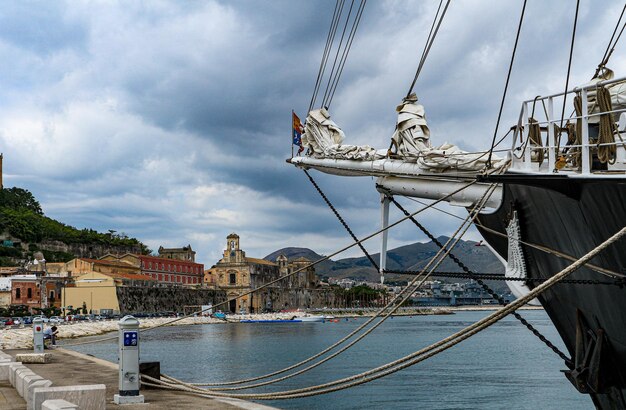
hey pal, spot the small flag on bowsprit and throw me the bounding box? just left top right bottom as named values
left=292, top=111, right=304, bottom=154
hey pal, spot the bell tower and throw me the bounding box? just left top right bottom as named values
left=224, top=233, right=244, bottom=263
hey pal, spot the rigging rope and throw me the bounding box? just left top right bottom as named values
left=60, top=181, right=474, bottom=348
left=385, top=270, right=626, bottom=286
left=556, top=0, right=580, bottom=152
left=321, top=0, right=356, bottom=107
left=400, top=194, right=624, bottom=279
left=309, top=0, right=344, bottom=112
left=387, top=196, right=570, bottom=363
left=594, top=3, right=626, bottom=78
left=596, top=84, right=617, bottom=164
left=155, top=183, right=491, bottom=391
left=143, top=184, right=501, bottom=398
left=303, top=169, right=378, bottom=270
left=205, top=207, right=482, bottom=392
left=145, top=226, right=626, bottom=400
left=326, top=0, right=367, bottom=108
left=406, top=0, right=451, bottom=97
left=486, top=0, right=527, bottom=169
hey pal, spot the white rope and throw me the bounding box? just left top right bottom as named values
left=167, top=187, right=491, bottom=391
left=144, top=224, right=626, bottom=400
left=140, top=184, right=500, bottom=397
left=57, top=179, right=478, bottom=349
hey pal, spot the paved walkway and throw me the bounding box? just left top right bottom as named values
left=5, top=349, right=276, bottom=410
left=0, top=381, right=25, bottom=409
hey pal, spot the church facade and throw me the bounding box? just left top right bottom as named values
left=208, top=233, right=318, bottom=313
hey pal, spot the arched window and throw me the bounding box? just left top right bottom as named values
left=229, top=273, right=237, bottom=285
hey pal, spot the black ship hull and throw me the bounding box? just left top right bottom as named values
left=475, top=175, right=626, bottom=409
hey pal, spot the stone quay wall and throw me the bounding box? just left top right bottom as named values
left=116, top=286, right=227, bottom=314
left=262, top=287, right=343, bottom=311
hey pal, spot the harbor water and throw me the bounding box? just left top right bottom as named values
left=66, top=310, right=592, bottom=409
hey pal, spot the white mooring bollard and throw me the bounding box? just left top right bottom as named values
left=33, top=317, right=44, bottom=353
left=113, top=315, right=144, bottom=404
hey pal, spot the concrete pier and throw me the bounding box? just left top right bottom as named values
left=3, top=348, right=276, bottom=410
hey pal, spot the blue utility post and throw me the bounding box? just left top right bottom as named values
left=113, top=315, right=145, bottom=404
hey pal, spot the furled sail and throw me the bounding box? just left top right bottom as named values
left=390, top=94, right=506, bottom=171
left=301, top=108, right=385, bottom=160
left=300, top=94, right=506, bottom=172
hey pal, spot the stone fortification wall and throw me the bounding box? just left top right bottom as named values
left=263, top=287, right=342, bottom=311
left=116, top=286, right=227, bottom=314
left=38, top=240, right=142, bottom=259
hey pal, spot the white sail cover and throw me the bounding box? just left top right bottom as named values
left=301, top=95, right=505, bottom=172
left=390, top=94, right=505, bottom=171
left=301, top=108, right=385, bottom=160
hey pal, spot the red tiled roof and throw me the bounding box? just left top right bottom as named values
left=108, top=272, right=156, bottom=281
left=79, top=258, right=136, bottom=268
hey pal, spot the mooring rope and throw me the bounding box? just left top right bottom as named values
left=144, top=225, right=626, bottom=400
left=596, top=84, right=617, bottom=164
left=169, top=187, right=494, bottom=391
left=141, top=184, right=500, bottom=397
left=60, top=179, right=479, bottom=348
left=167, top=182, right=495, bottom=390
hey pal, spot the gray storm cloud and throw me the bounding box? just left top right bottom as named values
left=0, top=0, right=623, bottom=264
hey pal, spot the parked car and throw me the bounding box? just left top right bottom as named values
left=11, top=317, right=22, bottom=325
left=32, top=315, right=49, bottom=323
left=1, top=318, right=14, bottom=326
left=22, top=316, right=33, bottom=325
left=49, top=316, right=64, bottom=324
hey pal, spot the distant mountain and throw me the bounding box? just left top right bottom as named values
left=264, top=237, right=504, bottom=283
left=264, top=247, right=336, bottom=274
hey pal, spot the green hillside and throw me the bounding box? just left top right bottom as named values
left=0, top=187, right=149, bottom=264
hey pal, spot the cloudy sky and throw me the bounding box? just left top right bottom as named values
left=1, top=0, right=625, bottom=267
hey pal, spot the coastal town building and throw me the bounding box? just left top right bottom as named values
left=0, top=278, right=10, bottom=307
left=0, top=267, right=20, bottom=278
left=62, top=271, right=156, bottom=314
left=100, top=253, right=204, bottom=285
left=64, top=257, right=141, bottom=277
left=212, top=233, right=318, bottom=313
left=10, top=274, right=40, bottom=311
left=158, top=245, right=196, bottom=262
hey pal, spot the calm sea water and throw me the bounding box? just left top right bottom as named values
left=65, top=310, right=592, bottom=409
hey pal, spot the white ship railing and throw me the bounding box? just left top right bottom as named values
left=511, top=75, right=626, bottom=175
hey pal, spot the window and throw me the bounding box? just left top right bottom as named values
left=177, top=276, right=181, bottom=283
left=229, top=273, right=236, bottom=285
left=27, top=288, right=32, bottom=299
left=149, top=262, right=152, bottom=269
left=158, top=274, right=162, bottom=281
left=15, top=288, right=20, bottom=299
left=182, top=276, right=186, bottom=284
left=49, top=290, right=55, bottom=300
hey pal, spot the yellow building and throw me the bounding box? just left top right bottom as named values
left=64, top=258, right=140, bottom=277
left=62, top=271, right=155, bottom=314
left=213, top=233, right=317, bottom=313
